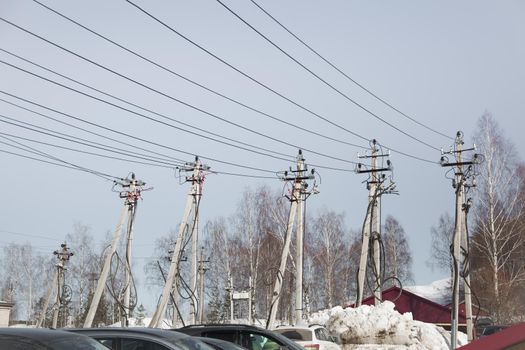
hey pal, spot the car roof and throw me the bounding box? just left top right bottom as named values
left=0, top=327, right=82, bottom=340
left=68, top=327, right=189, bottom=338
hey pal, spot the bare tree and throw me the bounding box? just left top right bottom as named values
left=307, top=208, right=349, bottom=310
left=382, top=215, right=413, bottom=287
left=427, top=212, right=455, bottom=274
left=470, top=113, right=525, bottom=322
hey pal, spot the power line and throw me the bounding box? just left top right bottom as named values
left=0, top=48, right=296, bottom=163
left=248, top=0, right=453, bottom=141
left=0, top=97, right=187, bottom=165
left=213, top=0, right=441, bottom=152
left=0, top=145, right=118, bottom=181
left=0, top=114, right=184, bottom=167
left=0, top=130, right=177, bottom=169
left=125, top=0, right=440, bottom=164
left=0, top=20, right=357, bottom=166
left=125, top=0, right=370, bottom=143
left=0, top=91, right=276, bottom=174
left=27, top=0, right=367, bottom=150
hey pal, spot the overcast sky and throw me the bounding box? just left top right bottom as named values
left=1, top=0, right=524, bottom=313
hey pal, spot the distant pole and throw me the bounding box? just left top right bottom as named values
left=52, top=243, right=73, bottom=328
left=197, top=246, right=209, bottom=324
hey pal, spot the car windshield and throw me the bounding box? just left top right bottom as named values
left=275, top=329, right=312, bottom=341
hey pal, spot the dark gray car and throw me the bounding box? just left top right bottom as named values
left=0, top=327, right=108, bottom=350
left=175, top=324, right=307, bottom=350
left=68, top=327, right=215, bottom=350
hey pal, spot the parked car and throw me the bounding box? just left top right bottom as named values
left=175, top=324, right=306, bottom=350
left=480, top=325, right=508, bottom=337
left=457, top=322, right=525, bottom=350
left=194, top=336, right=247, bottom=350
left=68, top=327, right=215, bottom=350
left=0, top=327, right=108, bottom=350
left=273, top=325, right=341, bottom=350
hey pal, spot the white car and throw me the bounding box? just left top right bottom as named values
left=273, top=325, right=341, bottom=350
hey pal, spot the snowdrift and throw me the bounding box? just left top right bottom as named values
left=309, top=301, right=467, bottom=350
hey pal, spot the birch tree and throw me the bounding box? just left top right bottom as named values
left=382, top=215, right=413, bottom=286
left=471, top=113, right=525, bottom=322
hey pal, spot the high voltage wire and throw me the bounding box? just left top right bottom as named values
left=0, top=61, right=296, bottom=165
left=0, top=90, right=276, bottom=174
left=248, top=0, right=454, bottom=141
left=0, top=127, right=178, bottom=169
left=0, top=20, right=356, bottom=167
left=124, top=0, right=369, bottom=142
left=125, top=0, right=438, bottom=164
left=0, top=138, right=119, bottom=181
left=27, top=0, right=366, bottom=151
left=0, top=48, right=295, bottom=162
left=214, top=0, right=441, bottom=152
left=0, top=97, right=188, bottom=166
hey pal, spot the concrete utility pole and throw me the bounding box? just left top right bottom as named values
left=197, top=246, right=209, bottom=324
left=37, top=243, right=73, bottom=328
left=149, top=157, right=209, bottom=328
left=266, top=150, right=318, bottom=329
left=52, top=243, right=74, bottom=328
left=84, top=174, right=146, bottom=328
left=440, top=132, right=480, bottom=348
left=355, top=140, right=395, bottom=306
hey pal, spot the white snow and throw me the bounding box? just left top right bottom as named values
left=404, top=279, right=452, bottom=306
left=309, top=301, right=467, bottom=350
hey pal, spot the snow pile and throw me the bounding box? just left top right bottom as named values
left=309, top=301, right=466, bottom=350
left=405, top=279, right=451, bottom=306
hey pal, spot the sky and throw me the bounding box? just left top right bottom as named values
left=1, top=0, right=524, bottom=313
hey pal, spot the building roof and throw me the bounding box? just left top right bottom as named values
left=352, top=286, right=467, bottom=325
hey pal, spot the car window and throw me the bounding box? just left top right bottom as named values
left=47, top=335, right=110, bottom=350
left=0, top=337, right=47, bottom=350
left=277, top=330, right=311, bottom=341
left=202, top=331, right=237, bottom=344
left=122, top=338, right=171, bottom=350
left=314, top=328, right=330, bottom=341
left=239, top=332, right=282, bottom=350
left=96, top=338, right=116, bottom=350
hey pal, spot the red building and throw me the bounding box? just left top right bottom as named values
left=349, top=286, right=485, bottom=332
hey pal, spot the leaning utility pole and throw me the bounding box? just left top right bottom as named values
left=440, top=132, right=480, bottom=348
left=84, top=174, right=147, bottom=328
left=149, top=157, right=208, bottom=328
left=266, top=150, right=318, bottom=329
left=37, top=243, right=73, bottom=328
left=355, top=140, right=395, bottom=306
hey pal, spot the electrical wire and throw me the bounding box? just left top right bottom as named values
left=26, top=1, right=367, bottom=151
left=0, top=146, right=116, bottom=182
left=1, top=134, right=122, bottom=181
left=248, top=0, right=453, bottom=141
left=214, top=0, right=441, bottom=152
left=125, top=0, right=369, bottom=142
left=125, top=0, right=440, bottom=164
left=0, top=90, right=275, bottom=174
left=0, top=131, right=177, bottom=169
left=0, top=22, right=357, bottom=166
left=0, top=117, right=184, bottom=167
left=0, top=48, right=297, bottom=163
